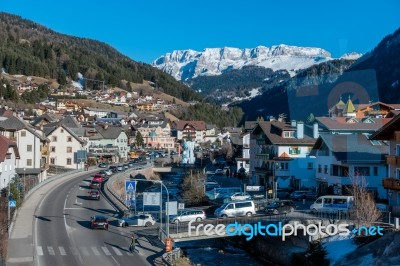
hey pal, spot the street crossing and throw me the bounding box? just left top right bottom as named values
left=36, top=245, right=137, bottom=257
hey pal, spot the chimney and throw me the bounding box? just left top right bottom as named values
left=313, top=122, right=319, bottom=139
left=296, top=121, right=304, bottom=139
left=291, top=120, right=297, bottom=128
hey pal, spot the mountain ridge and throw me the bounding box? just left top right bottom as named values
left=153, top=44, right=361, bottom=80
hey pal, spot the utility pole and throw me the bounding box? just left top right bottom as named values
left=7, top=178, right=10, bottom=231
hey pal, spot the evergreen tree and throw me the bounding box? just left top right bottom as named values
left=135, top=131, right=144, bottom=147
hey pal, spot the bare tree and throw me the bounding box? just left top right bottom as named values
left=348, top=174, right=381, bottom=226
left=181, top=173, right=206, bottom=206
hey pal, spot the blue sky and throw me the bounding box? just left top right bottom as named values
left=1, top=0, right=399, bottom=63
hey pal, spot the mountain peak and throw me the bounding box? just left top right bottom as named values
left=152, top=44, right=340, bottom=80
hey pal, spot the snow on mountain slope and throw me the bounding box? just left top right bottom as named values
left=152, top=44, right=358, bottom=80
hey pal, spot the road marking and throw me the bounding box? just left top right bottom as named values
left=111, top=246, right=123, bottom=256
left=59, top=246, right=67, bottom=256
left=111, top=256, right=121, bottom=266
left=102, top=247, right=111, bottom=256
left=126, top=250, right=134, bottom=256
left=81, top=246, right=90, bottom=256
left=64, top=208, right=84, bottom=210
left=37, top=246, right=43, bottom=256
left=47, top=246, right=55, bottom=256
left=75, top=199, right=82, bottom=205
left=91, top=247, right=101, bottom=256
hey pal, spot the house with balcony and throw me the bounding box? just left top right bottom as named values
left=311, top=133, right=388, bottom=199
left=86, top=124, right=129, bottom=163
left=0, top=115, right=50, bottom=183
left=174, top=120, right=206, bottom=143
left=236, top=132, right=250, bottom=175
left=0, top=135, right=20, bottom=189
left=250, top=120, right=318, bottom=195
left=134, top=115, right=175, bottom=149
left=370, top=113, right=400, bottom=213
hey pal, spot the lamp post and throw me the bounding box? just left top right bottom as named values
left=23, top=167, right=26, bottom=196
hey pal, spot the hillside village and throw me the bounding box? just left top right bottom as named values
left=0, top=75, right=400, bottom=217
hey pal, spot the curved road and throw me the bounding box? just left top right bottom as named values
left=33, top=173, right=149, bottom=266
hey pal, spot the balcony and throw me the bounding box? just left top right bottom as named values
left=256, top=153, right=274, bottom=160
left=382, top=178, right=400, bottom=191
left=386, top=155, right=400, bottom=167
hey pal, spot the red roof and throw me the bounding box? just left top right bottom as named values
left=316, top=117, right=391, bottom=131
left=0, top=135, right=20, bottom=162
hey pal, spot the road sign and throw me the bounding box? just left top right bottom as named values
left=125, top=180, right=136, bottom=192
left=9, top=200, right=16, bottom=208
left=178, top=203, right=185, bottom=210
left=143, top=192, right=161, bottom=206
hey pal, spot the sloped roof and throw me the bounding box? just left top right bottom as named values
left=311, top=133, right=388, bottom=163
left=244, top=121, right=258, bottom=131
left=95, top=125, right=124, bottom=139
left=370, top=113, right=400, bottom=140
left=0, top=116, right=48, bottom=141
left=345, top=97, right=356, bottom=113
left=44, top=124, right=86, bottom=145
left=0, top=135, right=20, bottom=162
left=252, top=121, right=316, bottom=145
left=316, top=117, right=391, bottom=132
left=175, top=120, right=206, bottom=131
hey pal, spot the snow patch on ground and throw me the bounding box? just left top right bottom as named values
left=71, top=80, right=83, bottom=90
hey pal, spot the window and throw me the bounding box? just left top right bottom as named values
left=289, top=147, right=300, bottom=155
left=50, top=158, right=55, bottom=164
left=27, top=159, right=32, bottom=166
left=307, top=163, right=313, bottom=169
left=283, top=131, right=295, bottom=138
left=67, top=147, right=72, bottom=153
left=61, top=129, right=64, bottom=133
left=67, top=158, right=72, bottom=165
left=318, top=164, right=322, bottom=173
left=27, top=145, right=32, bottom=152
left=324, top=165, right=328, bottom=174
left=51, top=146, right=56, bottom=152
left=21, top=131, right=26, bottom=137
left=374, top=167, right=378, bottom=176
left=354, top=166, right=370, bottom=176
left=52, top=136, right=57, bottom=142
left=67, top=136, right=72, bottom=142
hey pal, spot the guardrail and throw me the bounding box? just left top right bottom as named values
left=162, top=248, right=181, bottom=266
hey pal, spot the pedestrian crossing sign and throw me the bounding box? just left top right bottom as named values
left=9, top=200, right=16, bottom=208
left=125, top=180, right=136, bottom=192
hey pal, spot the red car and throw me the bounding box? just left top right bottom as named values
left=92, top=174, right=103, bottom=183
left=88, top=190, right=100, bottom=200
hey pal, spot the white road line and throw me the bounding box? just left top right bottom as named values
left=37, top=246, right=43, bottom=256
left=75, top=199, right=82, bottom=205
left=111, top=256, right=121, bottom=266
left=81, top=246, right=90, bottom=256
left=111, top=246, right=123, bottom=256
left=126, top=250, right=134, bottom=256
left=64, top=208, right=84, bottom=210
left=59, top=246, right=67, bottom=256
left=101, top=247, right=112, bottom=256
left=91, top=247, right=101, bottom=256
left=47, top=246, right=55, bottom=256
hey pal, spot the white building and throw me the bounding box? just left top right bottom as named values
left=0, top=135, right=20, bottom=189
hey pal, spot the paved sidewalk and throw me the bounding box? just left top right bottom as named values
left=7, top=168, right=99, bottom=266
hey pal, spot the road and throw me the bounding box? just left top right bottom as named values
left=33, top=173, right=150, bottom=266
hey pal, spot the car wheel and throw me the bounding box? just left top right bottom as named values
left=311, top=208, right=317, bottom=214
left=173, top=219, right=179, bottom=224
left=105, top=226, right=108, bottom=230
left=122, top=222, right=127, bottom=228
left=196, top=217, right=202, bottom=222
left=246, top=212, right=252, bottom=217
left=222, top=215, right=228, bottom=218
left=145, top=222, right=152, bottom=227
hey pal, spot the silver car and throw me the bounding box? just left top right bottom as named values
left=118, top=214, right=156, bottom=227
left=169, top=209, right=206, bottom=224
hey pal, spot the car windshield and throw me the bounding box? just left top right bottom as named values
left=95, top=217, right=107, bottom=222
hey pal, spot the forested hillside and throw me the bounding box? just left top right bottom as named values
left=0, top=12, right=201, bottom=102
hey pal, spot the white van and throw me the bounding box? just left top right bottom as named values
left=310, top=195, right=354, bottom=213
left=214, top=200, right=256, bottom=218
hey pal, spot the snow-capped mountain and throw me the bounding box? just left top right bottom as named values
left=152, top=44, right=360, bottom=80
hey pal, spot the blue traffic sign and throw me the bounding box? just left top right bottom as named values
left=9, top=200, right=16, bottom=208
left=125, top=180, right=136, bottom=192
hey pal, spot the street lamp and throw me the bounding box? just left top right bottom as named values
left=23, top=167, right=26, bottom=196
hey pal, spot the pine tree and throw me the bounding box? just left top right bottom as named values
left=135, top=131, right=144, bottom=148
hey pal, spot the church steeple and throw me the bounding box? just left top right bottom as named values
left=345, top=95, right=356, bottom=114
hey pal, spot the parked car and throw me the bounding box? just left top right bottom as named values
left=123, top=164, right=129, bottom=170
left=265, top=200, right=296, bottom=214
left=170, top=209, right=206, bottom=224
left=230, top=192, right=252, bottom=201
left=88, top=190, right=100, bottom=200
left=109, top=165, right=118, bottom=173
left=92, top=174, right=103, bottom=183
left=90, top=215, right=109, bottom=230
left=128, top=162, right=134, bottom=168
left=214, top=200, right=256, bottom=218
left=97, top=170, right=107, bottom=178
left=117, top=165, right=124, bottom=171
left=105, top=169, right=113, bottom=176
left=98, top=162, right=109, bottom=168
left=305, top=191, right=318, bottom=200
left=277, top=189, right=291, bottom=199
left=290, top=190, right=309, bottom=201
left=118, top=214, right=156, bottom=227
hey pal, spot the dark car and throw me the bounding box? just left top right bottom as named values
left=98, top=162, right=109, bottom=168
left=109, top=165, right=118, bottom=173
left=290, top=190, right=308, bottom=201
left=97, top=170, right=107, bottom=178
left=265, top=200, right=296, bottom=215
left=305, top=191, right=318, bottom=200
left=89, top=180, right=101, bottom=189
left=88, top=190, right=100, bottom=200
left=90, top=215, right=109, bottom=230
